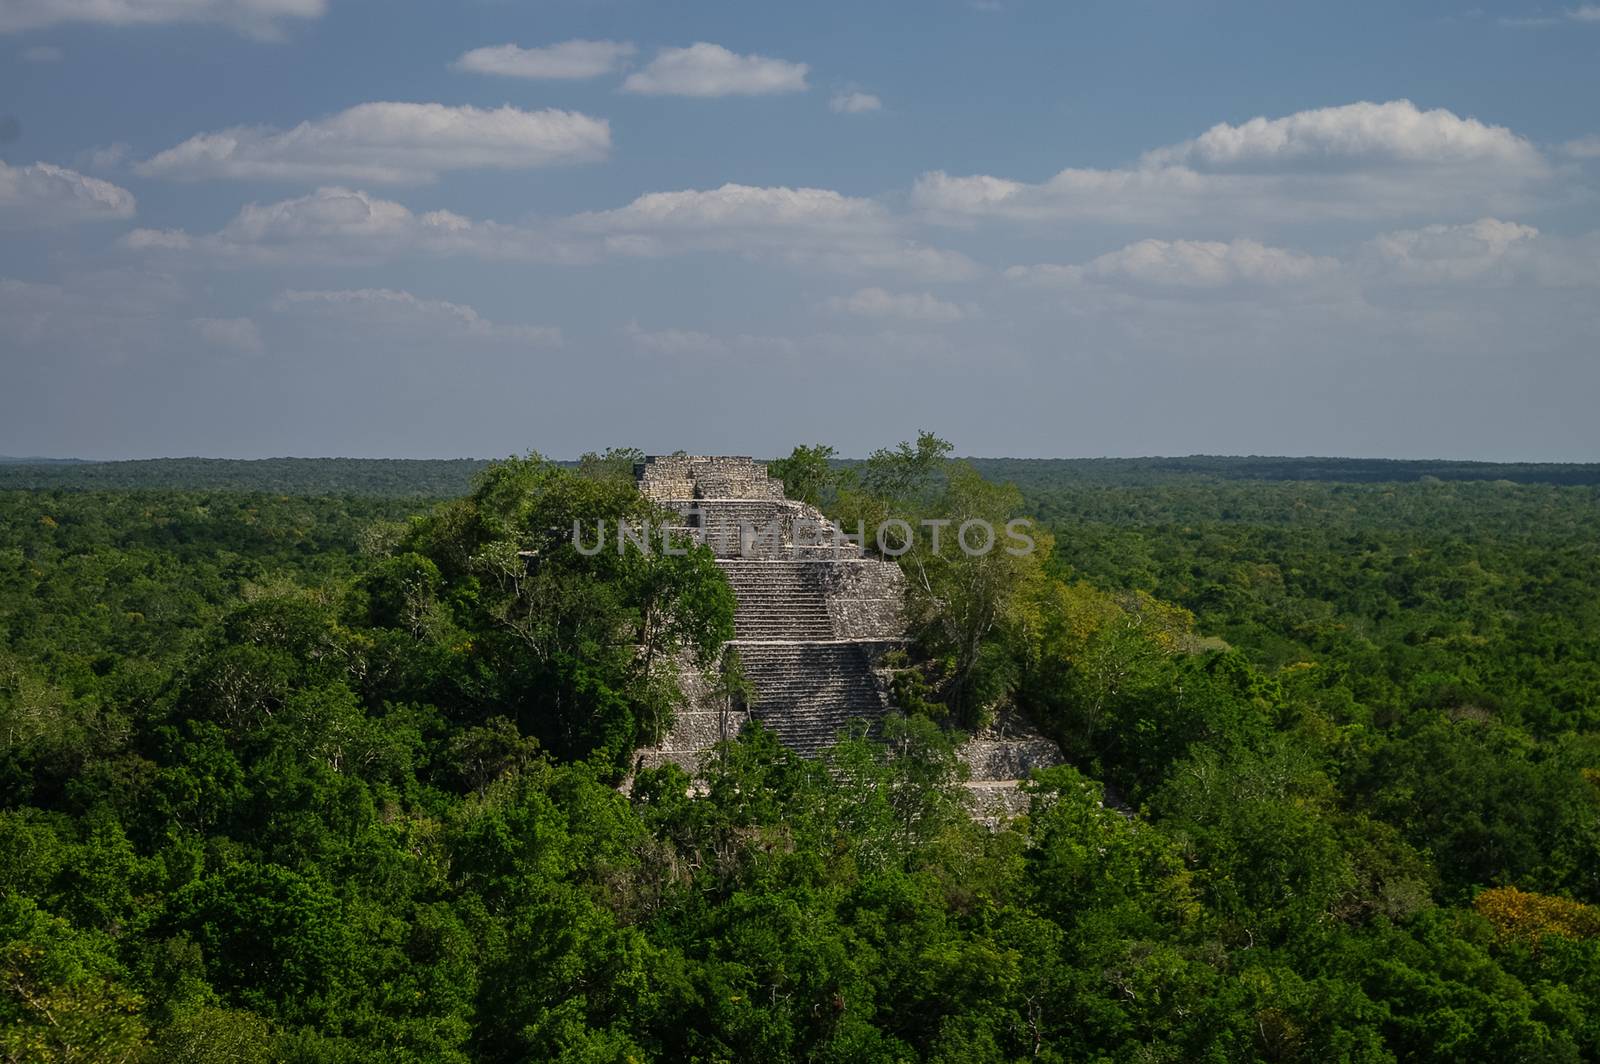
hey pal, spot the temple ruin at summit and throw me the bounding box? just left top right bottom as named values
left=632, top=455, right=1062, bottom=817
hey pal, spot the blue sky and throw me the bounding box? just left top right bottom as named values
left=3, top=0, right=1598, bottom=460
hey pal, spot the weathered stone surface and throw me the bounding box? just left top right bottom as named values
left=633, top=457, right=902, bottom=772
left=958, top=707, right=1065, bottom=824
left=631, top=456, right=1063, bottom=821
left=818, top=560, right=906, bottom=640
left=964, top=781, right=1036, bottom=825
left=636, top=455, right=787, bottom=505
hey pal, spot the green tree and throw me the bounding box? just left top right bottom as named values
left=400, top=454, right=735, bottom=768
left=767, top=444, right=839, bottom=508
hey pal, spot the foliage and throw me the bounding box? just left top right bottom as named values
left=831, top=434, right=1048, bottom=726
left=3, top=450, right=1600, bottom=1059
left=766, top=444, right=840, bottom=508
left=1474, top=887, right=1600, bottom=944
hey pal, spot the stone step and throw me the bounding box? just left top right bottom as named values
left=723, top=557, right=836, bottom=641
left=735, top=621, right=832, bottom=632
left=730, top=641, right=889, bottom=754
left=632, top=461, right=910, bottom=764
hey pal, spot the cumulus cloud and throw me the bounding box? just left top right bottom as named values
left=453, top=39, right=635, bottom=79
left=0, top=160, right=136, bottom=226
left=621, top=42, right=808, bottom=96
left=576, top=182, right=979, bottom=281
left=1371, top=218, right=1538, bottom=282
left=189, top=316, right=263, bottom=354
left=275, top=288, right=562, bottom=346
left=914, top=100, right=1552, bottom=224
left=1141, top=100, right=1541, bottom=171
left=1001, top=220, right=1600, bottom=365
left=1007, top=238, right=1338, bottom=289
left=1004, top=220, right=1600, bottom=305
left=128, top=182, right=979, bottom=281
left=830, top=91, right=882, bottom=114
left=1367, top=218, right=1600, bottom=287
left=136, top=102, right=610, bottom=184
left=825, top=287, right=968, bottom=322
left=571, top=183, right=980, bottom=281
left=124, top=185, right=602, bottom=264
left=0, top=0, right=325, bottom=38
left=579, top=183, right=879, bottom=229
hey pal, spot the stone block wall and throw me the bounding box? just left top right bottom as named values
left=629, top=455, right=1063, bottom=823
left=636, top=456, right=786, bottom=503
left=819, top=559, right=907, bottom=640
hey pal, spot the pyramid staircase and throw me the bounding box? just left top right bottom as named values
left=629, top=455, right=1062, bottom=820
left=632, top=456, right=900, bottom=770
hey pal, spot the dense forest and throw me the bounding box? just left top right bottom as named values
left=0, top=459, right=493, bottom=497
left=3, top=447, right=1599, bottom=1061
left=7, top=453, right=1600, bottom=495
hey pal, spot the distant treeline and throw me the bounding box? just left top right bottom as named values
left=3, top=453, right=1599, bottom=495
left=968, top=455, right=1600, bottom=487
left=0, top=457, right=494, bottom=495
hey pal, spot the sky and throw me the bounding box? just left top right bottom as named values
left=2, top=0, right=1598, bottom=461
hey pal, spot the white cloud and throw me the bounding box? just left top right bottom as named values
left=1366, top=218, right=1600, bottom=286
left=1000, top=222, right=1600, bottom=367
left=1502, top=4, right=1600, bottom=24
left=621, top=42, right=808, bottom=97
left=123, top=185, right=598, bottom=264
left=830, top=91, right=882, bottom=114
left=0, top=160, right=136, bottom=226
left=576, top=182, right=979, bottom=281
left=453, top=39, right=636, bottom=79
left=22, top=44, right=63, bottom=60
left=0, top=0, right=325, bottom=38
left=1371, top=218, right=1538, bottom=282
left=579, top=183, right=880, bottom=229
left=914, top=100, right=1552, bottom=225
left=274, top=288, right=562, bottom=346
left=1141, top=100, right=1541, bottom=171
left=1003, top=220, right=1600, bottom=304
left=1008, top=238, right=1338, bottom=289
left=1563, top=134, right=1600, bottom=158
left=825, top=287, right=968, bottom=323
left=189, top=316, right=263, bottom=354
left=136, top=102, right=610, bottom=184
left=128, top=182, right=979, bottom=281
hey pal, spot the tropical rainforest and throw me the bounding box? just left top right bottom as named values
left=2, top=445, right=1599, bottom=1062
